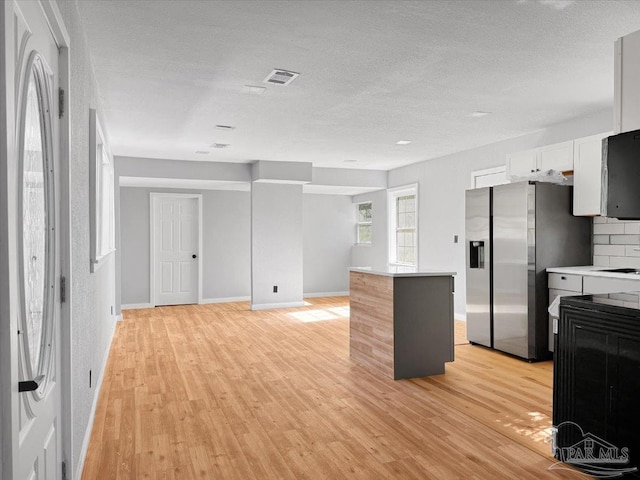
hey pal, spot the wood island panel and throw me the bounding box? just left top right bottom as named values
left=349, top=271, right=394, bottom=377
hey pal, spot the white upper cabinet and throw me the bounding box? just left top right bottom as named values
left=506, top=140, right=574, bottom=179
left=538, top=141, right=574, bottom=172
left=614, top=29, right=640, bottom=133
left=573, top=133, right=610, bottom=216
left=506, top=149, right=537, bottom=177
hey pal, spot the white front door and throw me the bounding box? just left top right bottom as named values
left=1, top=1, right=63, bottom=479
left=151, top=194, right=201, bottom=306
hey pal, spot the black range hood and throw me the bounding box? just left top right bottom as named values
left=601, top=128, right=640, bottom=219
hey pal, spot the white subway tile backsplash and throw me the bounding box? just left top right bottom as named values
left=610, top=234, right=640, bottom=245
left=592, top=219, right=640, bottom=268
left=625, top=246, right=640, bottom=257
left=625, top=222, right=640, bottom=234
left=609, top=256, right=640, bottom=268
left=594, top=223, right=626, bottom=235
left=593, top=256, right=610, bottom=266
left=593, top=235, right=610, bottom=245
left=594, top=244, right=626, bottom=256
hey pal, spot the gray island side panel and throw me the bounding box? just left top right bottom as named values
left=392, top=275, right=455, bottom=379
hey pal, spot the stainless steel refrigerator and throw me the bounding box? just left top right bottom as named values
left=465, top=182, right=591, bottom=360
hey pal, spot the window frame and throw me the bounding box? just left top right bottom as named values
left=388, top=184, right=418, bottom=267
left=355, top=201, right=373, bottom=245
left=89, top=108, right=115, bottom=272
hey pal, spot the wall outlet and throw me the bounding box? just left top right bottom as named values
left=273, top=285, right=278, bottom=293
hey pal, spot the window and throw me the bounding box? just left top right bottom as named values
left=388, top=185, right=418, bottom=266
left=98, top=141, right=115, bottom=256
left=89, top=109, right=115, bottom=272
left=356, top=202, right=372, bottom=244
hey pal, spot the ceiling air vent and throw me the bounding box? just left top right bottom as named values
left=263, top=69, right=299, bottom=86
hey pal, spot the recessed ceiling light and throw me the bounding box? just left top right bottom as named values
left=396, top=140, right=412, bottom=145
left=195, top=150, right=210, bottom=155
left=241, top=85, right=266, bottom=95
left=343, top=159, right=357, bottom=163
left=468, top=111, right=492, bottom=118
left=210, top=143, right=229, bottom=149
left=215, top=125, right=236, bottom=131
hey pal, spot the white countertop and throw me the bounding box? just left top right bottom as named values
left=547, top=265, right=640, bottom=280
left=350, top=266, right=456, bottom=277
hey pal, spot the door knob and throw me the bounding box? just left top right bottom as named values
left=192, top=254, right=197, bottom=259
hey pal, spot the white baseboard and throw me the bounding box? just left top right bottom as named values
left=121, top=303, right=153, bottom=310
left=251, top=301, right=306, bottom=311
left=454, top=313, right=466, bottom=321
left=74, top=317, right=117, bottom=480
left=115, top=314, right=123, bottom=321
left=303, top=291, right=349, bottom=298
left=201, top=296, right=251, bottom=304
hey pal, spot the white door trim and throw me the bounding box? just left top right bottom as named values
left=470, top=165, right=507, bottom=189
left=149, top=193, right=203, bottom=307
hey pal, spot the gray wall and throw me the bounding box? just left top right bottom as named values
left=251, top=183, right=304, bottom=308
left=203, top=190, right=251, bottom=299
left=119, top=187, right=251, bottom=304
left=119, top=188, right=151, bottom=304
left=120, top=188, right=355, bottom=304
left=56, top=2, right=118, bottom=478
left=353, top=109, right=613, bottom=318
left=303, top=194, right=354, bottom=294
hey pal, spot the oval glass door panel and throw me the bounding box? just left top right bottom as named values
left=21, top=61, right=51, bottom=378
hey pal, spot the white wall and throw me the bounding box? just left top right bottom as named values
left=251, top=182, right=304, bottom=308
left=303, top=194, right=354, bottom=295
left=55, top=2, right=118, bottom=477
left=354, top=109, right=613, bottom=318
left=119, top=187, right=251, bottom=305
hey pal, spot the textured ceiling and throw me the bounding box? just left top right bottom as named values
left=77, top=0, right=640, bottom=170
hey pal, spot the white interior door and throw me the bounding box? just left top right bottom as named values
left=152, top=194, right=201, bottom=306
left=2, top=1, right=63, bottom=479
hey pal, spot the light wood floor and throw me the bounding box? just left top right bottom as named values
left=82, top=297, right=577, bottom=479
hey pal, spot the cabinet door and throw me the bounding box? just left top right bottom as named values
left=506, top=149, right=536, bottom=178
left=583, top=276, right=640, bottom=295
left=538, top=140, right=574, bottom=172
left=573, top=133, right=609, bottom=216
left=548, top=274, right=583, bottom=292
left=554, top=308, right=611, bottom=453
left=613, top=335, right=640, bottom=471
left=572, top=323, right=611, bottom=439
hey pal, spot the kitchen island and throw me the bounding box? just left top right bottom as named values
left=349, top=267, right=456, bottom=380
